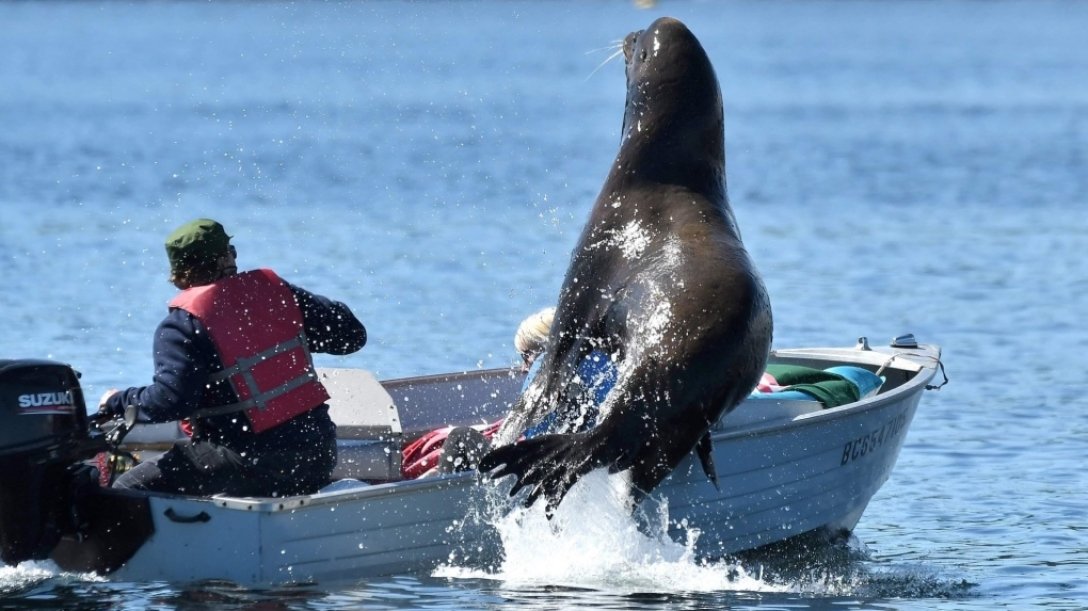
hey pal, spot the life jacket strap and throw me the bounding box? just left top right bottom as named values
left=191, top=371, right=319, bottom=419
left=194, top=333, right=321, bottom=420
left=207, top=334, right=308, bottom=384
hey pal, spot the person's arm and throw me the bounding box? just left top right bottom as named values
left=102, top=310, right=214, bottom=422
left=288, top=283, right=367, bottom=355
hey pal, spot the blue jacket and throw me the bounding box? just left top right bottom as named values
left=105, top=279, right=366, bottom=449
left=523, top=349, right=617, bottom=438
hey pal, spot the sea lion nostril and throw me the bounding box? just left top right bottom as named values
left=622, top=31, right=640, bottom=62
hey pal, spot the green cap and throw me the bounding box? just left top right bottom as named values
left=164, top=218, right=231, bottom=271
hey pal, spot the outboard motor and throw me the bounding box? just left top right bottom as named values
left=0, top=359, right=105, bottom=566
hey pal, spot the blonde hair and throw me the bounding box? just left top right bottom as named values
left=514, top=307, right=556, bottom=361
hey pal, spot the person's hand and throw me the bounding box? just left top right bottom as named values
left=92, top=389, right=119, bottom=423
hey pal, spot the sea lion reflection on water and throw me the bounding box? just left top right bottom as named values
left=480, top=17, right=773, bottom=513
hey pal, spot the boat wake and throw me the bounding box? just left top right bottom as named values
left=734, top=535, right=976, bottom=599
left=436, top=471, right=974, bottom=600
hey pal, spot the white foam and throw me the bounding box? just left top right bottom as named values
left=436, top=471, right=790, bottom=594
left=0, top=560, right=103, bottom=594
left=614, top=219, right=651, bottom=260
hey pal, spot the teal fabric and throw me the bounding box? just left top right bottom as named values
left=825, top=366, right=884, bottom=399
left=749, top=389, right=816, bottom=402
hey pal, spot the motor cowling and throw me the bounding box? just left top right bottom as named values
left=0, top=359, right=105, bottom=566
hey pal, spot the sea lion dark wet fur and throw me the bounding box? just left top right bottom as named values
left=481, top=17, right=773, bottom=513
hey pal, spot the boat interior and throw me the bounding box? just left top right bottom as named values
left=116, top=342, right=935, bottom=488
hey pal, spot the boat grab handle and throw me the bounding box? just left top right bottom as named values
left=164, top=507, right=211, bottom=524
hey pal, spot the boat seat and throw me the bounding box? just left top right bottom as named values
left=318, top=368, right=403, bottom=481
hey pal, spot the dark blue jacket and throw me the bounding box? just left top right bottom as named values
left=105, top=279, right=366, bottom=450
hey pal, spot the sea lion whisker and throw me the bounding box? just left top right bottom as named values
left=584, top=40, right=625, bottom=56
left=586, top=47, right=626, bottom=81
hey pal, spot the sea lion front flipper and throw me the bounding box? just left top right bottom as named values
left=437, top=427, right=491, bottom=474
left=696, top=432, right=719, bottom=491
left=479, top=431, right=608, bottom=514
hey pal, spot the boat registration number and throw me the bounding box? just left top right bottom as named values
left=841, top=412, right=908, bottom=466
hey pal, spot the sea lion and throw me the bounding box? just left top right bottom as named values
left=480, top=17, right=773, bottom=512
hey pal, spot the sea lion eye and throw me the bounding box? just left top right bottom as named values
left=639, top=48, right=647, bottom=62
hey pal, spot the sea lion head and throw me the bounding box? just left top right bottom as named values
left=619, top=17, right=725, bottom=196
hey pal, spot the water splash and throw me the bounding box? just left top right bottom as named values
left=0, top=560, right=103, bottom=596
left=439, top=471, right=974, bottom=600
left=437, top=471, right=789, bottom=594
left=613, top=220, right=651, bottom=260
left=0, top=561, right=58, bottom=594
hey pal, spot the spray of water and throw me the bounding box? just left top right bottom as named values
left=436, top=471, right=789, bottom=593
left=0, top=559, right=103, bottom=595
left=437, top=470, right=976, bottom=599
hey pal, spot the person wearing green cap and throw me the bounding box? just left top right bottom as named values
left=97, top=218, right=367, bottom=497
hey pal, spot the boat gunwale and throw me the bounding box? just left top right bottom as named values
left=199, top=469, right=482, bottom=512
left=151, top=343, right=941, bottom=513
left=712, top=343, right=940, bottom=442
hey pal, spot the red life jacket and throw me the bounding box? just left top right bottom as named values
left=169, top=268, right=330, bottom=433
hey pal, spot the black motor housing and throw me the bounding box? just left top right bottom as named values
left=0, top=359, right=105, bottom=565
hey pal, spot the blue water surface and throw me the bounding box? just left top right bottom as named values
left=1, top=0, right=1086, bottom=609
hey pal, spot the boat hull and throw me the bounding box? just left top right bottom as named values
left=658, top=383, right=921, bottom=557
left=102, top=343, right=939, bottom=585
left=112, top=476, right=493, bottom=584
